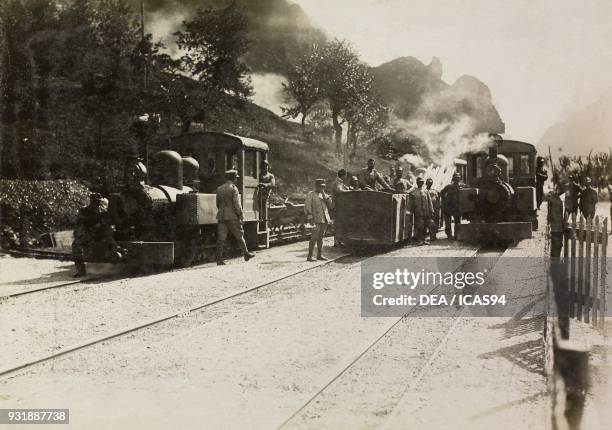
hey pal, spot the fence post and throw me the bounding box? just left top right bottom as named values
left=570, top=213, right=577, bottom=318
left=592, top=217, right=600, bottom=327
left=577, top=216, right=585, bottom=321
left=601, top=218, right=608, bottom=331
left=585, top=217, right=592, bottom=324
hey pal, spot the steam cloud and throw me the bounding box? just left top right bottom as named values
left=393, top=115, right=492, bottom=167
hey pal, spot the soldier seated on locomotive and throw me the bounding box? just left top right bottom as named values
left=72, top=193, right=121, bottom=277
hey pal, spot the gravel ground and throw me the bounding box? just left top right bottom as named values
left=0, top=239, right=478, bottom=429
left=0, top=239, right=348, bottom=371
left=0, top=255, right=75, bottom=296
left=0, top=204, right=593, bottom=429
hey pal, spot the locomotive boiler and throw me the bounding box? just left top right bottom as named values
left=456, top=138, right=538, bottom=243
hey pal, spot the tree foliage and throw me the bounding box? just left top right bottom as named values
left=281, top=39, right=388, bottom=153
left=0, top=0, right=253, bottom=184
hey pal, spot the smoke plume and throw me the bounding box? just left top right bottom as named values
left=392, top=114, right=493, bottom=167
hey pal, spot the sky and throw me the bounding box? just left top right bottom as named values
left=293, top=0, right=612, bottom=143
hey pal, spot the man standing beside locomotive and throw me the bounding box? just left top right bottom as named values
left=216, top=170, right=255, bottom=265
left=410, top=177, right=434, bottom=245
left=535, top=157, right=548, bottom=210
left=305, top=179, right=333, bottom=261
left=357, top=158, right=394, bottom=191
left=565, top=175, right=581, bottom=217
left=578, top=177, right=598, bottom=220
left=440, top=173, right=463, bottom=240
left=257, top=160, right=276, bottom=221
left=426, top=178, right=441, bottom=241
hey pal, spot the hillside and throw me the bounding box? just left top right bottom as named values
left=372, top=57, right=505, bottom=134
left=198, top=99, right=394, bottom=194
left=538, top=86, right=612, bottom=156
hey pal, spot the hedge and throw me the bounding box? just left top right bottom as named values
left=0, top=180, right=90, bottom=245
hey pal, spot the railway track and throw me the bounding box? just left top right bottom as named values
left=276, top=246, right=507, bottom=429
left=0, top=252, right=350, bottom=379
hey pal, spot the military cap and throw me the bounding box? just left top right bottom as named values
left=262, top=160, right=270, bottom=166
left=416, top=177, right=425, bottom=183
left=396, top=167, right=404, bottom=173
left=426, top=178, right=433, bottom=183
left=225, top=170, right=240, bottom=180
left=315, top=178, right=326, bottom=186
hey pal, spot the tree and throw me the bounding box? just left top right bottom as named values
left=175, top=2, right=252, bottom=100
left=282, top=39, right=386, bottom=153
left=281, top=49, right=322, bottom=129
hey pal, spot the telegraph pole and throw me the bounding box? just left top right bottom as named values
left=139, top=0, right=150, bottom=183
left=140, top=0, right=147, bottom=88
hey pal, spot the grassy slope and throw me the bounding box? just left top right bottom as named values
left=197, top=99, right=393, bottom=195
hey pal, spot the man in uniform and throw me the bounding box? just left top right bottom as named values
left=565, top=175, right=581, bottom=217
left=72, top=193, right=116, bottom=277
left=305, top=179, right=333, bottom=261
left=216, top=170, right=255, bottom=265
left=426, top=178, right=441, bottom=241
left=579, top=177, right=598, bottom=219
left=535, top=157, right=548, bottom=210
left=330, top=169, right=350, bottom=247
left=548, top=184, right=570, bottom=338
left=357, top=159, right=394, bottom=191
left=440, top=173, right=463, bottom=240
left=548, top=184, right=568, bottom=258
left=258, top=160, right=276, bottom=221
left=410, top=177, right=434, bottom=245
left=392, top=167, right=412, bottom=193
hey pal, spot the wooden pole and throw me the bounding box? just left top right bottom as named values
left=570, top=213, right=577, bottom=318
left=601, top=218, right=608, bottom=332
left=592, top=216, right=600, bottom=327
left=585, top=216, right=592, bottom=323
left=577, top=216, right=584, bottom=321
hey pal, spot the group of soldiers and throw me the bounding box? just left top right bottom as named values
left=547, top=174, right=600, bottom=258
left=303, top=158, right=464, bottom=261
left=71, top=157, right=464, bottom=273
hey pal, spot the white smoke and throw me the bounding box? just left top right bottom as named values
left=398, top=153, right=426, bottom=168
left=391, top=114, right=492, bottom=167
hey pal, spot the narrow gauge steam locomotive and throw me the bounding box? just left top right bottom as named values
left=456, top=138, right=538, bottom=242
left=333, top=138, right=538, bottom=247
left=96, top=132, right=306, bottom=270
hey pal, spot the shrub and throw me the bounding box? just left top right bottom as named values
left=0, top=180, right=90, bottom=246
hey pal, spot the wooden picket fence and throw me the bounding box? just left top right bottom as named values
left=563, top=214, right=608, bottom=328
